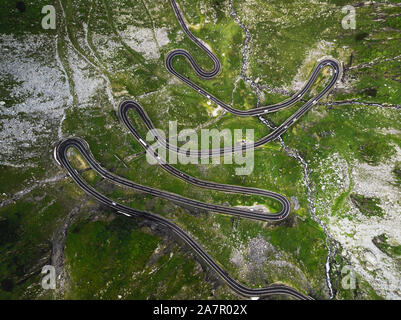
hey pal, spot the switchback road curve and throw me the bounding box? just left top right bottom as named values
left=166, top=0, right=339, bottom=117
left=54, top=137, right=309, bottom=300
left=54, top=0, right=341, bottom=300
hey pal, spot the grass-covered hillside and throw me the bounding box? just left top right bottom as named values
left=0, top=0, right=400, bottom=299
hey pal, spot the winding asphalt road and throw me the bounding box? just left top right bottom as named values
left=54, top=137, right=307, bottom=300
left=54, top=0, right=341, bottom=300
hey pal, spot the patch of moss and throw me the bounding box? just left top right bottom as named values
left=350, top=193, right=384, bottom=218
left=392, top=162, right=401, bottom=187
left=372, top=234, right=401, bottom=259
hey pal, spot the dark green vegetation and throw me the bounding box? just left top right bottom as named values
left=372, top=234, right=401, bottom=259
left=393, top=162, right=401, bottom=187
left=1, top=0, right=400, bottom=300
left=0, top=181, right=82, bottom=299
left=0, top=0, right=57, bottom=35
left=65, top=215, right=228, bottom=299
left=350, top=193, right=384, bottom=218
